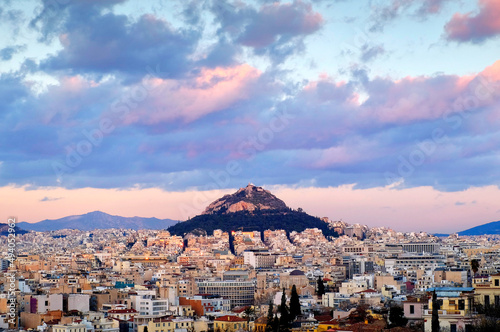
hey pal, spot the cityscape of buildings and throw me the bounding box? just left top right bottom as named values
left=2, top=1, right=500, bottom=332
left=2, top=222, right=500, bottom=332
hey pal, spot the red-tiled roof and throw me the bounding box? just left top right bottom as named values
left=232, top=306, right=250, bottom=313
left=215, top=315, right=247, bottom=322
left=359, top=289, right=377, bottom=293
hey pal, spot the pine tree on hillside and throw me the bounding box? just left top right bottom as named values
left=471, top=259, right=479, bottom=276
left=317, top=276, right=325, bottom=297
left=279, top=289, right=290, bottom=332
left=432, top=290, right=440, bottom=332
left=289, top=285, right=301, bottom=321
left=273, top=313, right=280, bottom=332
left=265, top=301, right=274, bottom=332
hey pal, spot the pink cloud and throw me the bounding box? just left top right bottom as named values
left=308, top=140, right=383, bottom=169
left=445, top=0, right=500, bottom=43
left=302, top=75, right=358, bottom=105
left=39, top=75, right=101, bottom=125
left=363, top=60, right=500, bottom=124
left=123, top=64, right=261, bottom=124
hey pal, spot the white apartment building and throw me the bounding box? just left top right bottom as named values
left=30, top=294, right=63, bottom=313
left=338, top=279, right=369, bottom=295
left=243, top=249, right=277, bottom=268
left=68, top=294, right=90, bottom=313
left=385, top=254, right=445, bottom=274
left=131, top=294, right=169, bottom=316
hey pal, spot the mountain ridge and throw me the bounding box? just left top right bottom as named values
left=458, top=220, right=500, bottom=236
left=17, top=211, right=178, bottom=231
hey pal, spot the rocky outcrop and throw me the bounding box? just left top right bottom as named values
left=202, top=183, right=288, bottom=215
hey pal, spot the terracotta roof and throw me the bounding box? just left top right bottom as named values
left=215, top=315, right=247, bottom=322
left=232, top=306, right=250, bottom=313
left=359, top=289, right=378, bottom=293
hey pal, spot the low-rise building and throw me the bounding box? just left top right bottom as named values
left=214, top=315, right=247, bottom=332
left=423, top=287, right=475, bottom=332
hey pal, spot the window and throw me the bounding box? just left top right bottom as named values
left=450, top=324, right=457, bottom=332
left=485, top=295, right=490, bottom=306
left=495, top=296, right=500, bottom=306
left=410, top=305, right=415, bottom=314
left=496, top=279, right=499, bottom=287
left=458, top=300, right=465, bottom=310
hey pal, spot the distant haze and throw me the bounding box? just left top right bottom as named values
left=4, top=184, right=500, bottom=233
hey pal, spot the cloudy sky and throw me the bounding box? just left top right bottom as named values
left=1, top=0, right=500, bottom=232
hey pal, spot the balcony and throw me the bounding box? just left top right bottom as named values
left=424, top=309, right=475, bottom=317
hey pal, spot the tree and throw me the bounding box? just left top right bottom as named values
left=471, top=259, right=479, bottom=276
left=243, top=306, right=255, bottom=322
left=279, top=289, right=290, bottom=332
left=432, top=290, right=440, bottom=332
left=265, top=301, right=274, bottom=332
left=348, top=305, right=369, bottom=324
left=389, top=305, right=408, bottom=327
left=317, top=276, right=325, bottom=297
left=289, top=285, right=301, bottom=321
left=273, top=313, right=280, bottom=332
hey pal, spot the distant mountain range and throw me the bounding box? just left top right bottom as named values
left=167, top=184, right=338, bottom=237
left=17, top=211, right=178, bottom=232
left=7, top=190, right=500, bottom=236
left=457, top=220, right=500, bottom=236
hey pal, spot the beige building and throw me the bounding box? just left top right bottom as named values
left=423, top=287, right=475, bottom=332
left=474, top=273, right=500, bottom=306
left=280, top=270, right=309, bottom=289
left=214, top=315, right=247, bottom=332
left=52, top=322, right=88, bottom=332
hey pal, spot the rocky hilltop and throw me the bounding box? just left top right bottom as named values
left=168, top=184, right=338, bottom=237
left=202, top=183, right=287, bottom=214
